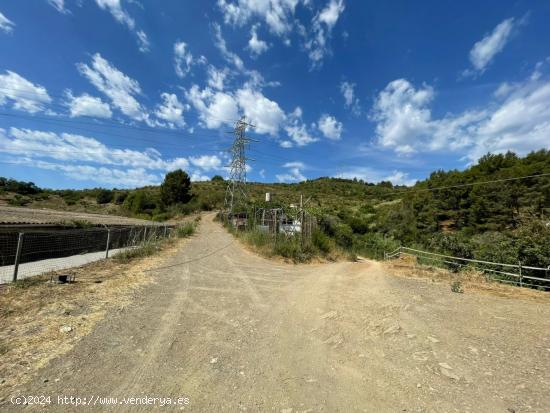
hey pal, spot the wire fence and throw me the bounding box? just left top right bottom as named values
left=384, top=246, right=550, bottom=290
left=0, top=225, right=174, bottom=284
left=222, top=207, right=317, bottom=244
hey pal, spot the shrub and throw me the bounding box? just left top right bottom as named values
left=8, top=194, right=31, bottom=206
left=114, top=191, right=128, bottom=205
left=123, top=191, right=157, bottom=216
left=176, top=222, right=197, bottom=238
left=312, top=229, right=333, bottom=254
left=96, top=189, right=113, bottom=204
left=334, top=224, right=353, bottom=249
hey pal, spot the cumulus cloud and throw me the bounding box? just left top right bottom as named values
left=189, top=155, right=223, bottom=171
left=65, top=91, right=112, bottom=119
left=235, top=87, right=285, bottom=135
left=0, top=71, right=52, bottom=113
left=0, top=11, right=15, bottom=33
left=77, top=53, right=148, bottom=122
left=283, top=107, right=317, bottom=147
left=247, top=24, right=269, bottom=57
left=317, top=114, right=343, bottom=140
left=154, top=93, right=186, bottom=128
left=207, top=66, right=229, bottom=90
left=48, top=0, right=70, bottom=14
left=0, top=127, right=224, bottom=186
left=276, top=161, right=307, bottom=182
left=371, top=68, right=550, bottom=162
left=185, top=85, right=239, bottom=129
left=305, top=0, right=345, bottom=67
left=465, top=17, right=521, bottom=76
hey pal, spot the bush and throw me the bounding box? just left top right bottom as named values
left=96, top=189, right=113, bottom=204
left=334, top=224, right=353, bottom=249
left=114, top=239, right=163, bottom=263
left=8, top=194, right=31, bottom=206
left=176, top=222, right=197, bottom=238
left=123, top=191, right=157, bottom=216
left=114, top=192, right=128, bottom=205
left=312, top=229, right=333, bottom=254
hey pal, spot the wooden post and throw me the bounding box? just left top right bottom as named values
left=13, top=232, right=24, bottom=282
left=105, top=228, right=111, bottom=259
left=164, top=224, right=167, bottom=238
left=143, top=226, right=148, bottom=242
left=519, top=261, right=523, bottom=287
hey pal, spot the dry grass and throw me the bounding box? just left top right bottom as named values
left=384, top=255, right=550, bottom=302
left=0, top=237, right=184, bottom=397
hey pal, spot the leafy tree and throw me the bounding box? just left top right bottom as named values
left=211, top=175, right=224, bottom=182
left=160, top=170, right=192, bottom=206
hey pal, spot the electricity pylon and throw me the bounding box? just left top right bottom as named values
left=224, top=116, right=255, bottom=216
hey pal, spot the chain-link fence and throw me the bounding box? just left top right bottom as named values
left=0, top=225, right=174, bottom=284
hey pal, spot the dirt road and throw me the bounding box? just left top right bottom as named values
left=5, top=214, right=550, bottom=412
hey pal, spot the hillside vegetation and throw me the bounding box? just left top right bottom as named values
left=1, top=150, right=549, bottom=269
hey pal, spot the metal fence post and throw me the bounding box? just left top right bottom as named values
left=163, top=224, right=167, bottom=238
left=105, top=228, right=111, bottom=259
left=143, top=226, right=148, bottom=242
left=519, top=261, right=523, bottom=287
left=12, top=232, right=24, bottom=282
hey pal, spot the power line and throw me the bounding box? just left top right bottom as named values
left=381, top=172, right=550, bottom=197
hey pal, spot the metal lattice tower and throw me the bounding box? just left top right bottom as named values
left=224, top=116, right=255, bottom=215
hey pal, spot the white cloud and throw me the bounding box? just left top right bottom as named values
left=0, top=71, right=52, bottom=113
left=0, top=127, right=224, bottom=187
left=466, top=17, right=518, bottom=75
left=213, top=23, right=245, bottom=71
left=0, top=11, right=15, bottom=33
left=48, top=0, right=69, bottom=14
left=77, top=53, right=148, bottom=122
left=185, top=85, right=239, bottom=129
left=154, top=93, right=186, bottom=128
left=65, top=91, right=112, bottom=119
left=340, top=81, right=360, bottom=114
left=217, top=0, right=303, bottom=36
left=235, top=87, right=285, bottom=135
left=174, top=41, right=194, bottom=78
left=317, top=114, right=343, bottom=140
left=137, top=30, right=150, bottom=53
left=207, top=66, right=228, bottom=90
left=95, top=0, right=151, bottom=53
left=284, top=107, right=317, bottom=146
left=247, top=24, right=269, bottom=57
left=305, top=0, right=345, bottom=67
left=371, top=68, right=550, bottom=162
left=189, top=155, right=223, bottom=171
left=276, top=161, right=306, bottom=182
left=336, top=167, right=416, bottom=186
left=95, top=0, right=134, bottom=29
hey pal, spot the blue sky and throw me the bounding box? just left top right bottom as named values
left=0, top=0, right=549, bottom=189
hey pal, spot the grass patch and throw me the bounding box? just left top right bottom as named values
left=12, top=277, right=43, bottom=289
left=175, top=221, right=197, bottom=238
left=113, top=239, right=168, bottom=263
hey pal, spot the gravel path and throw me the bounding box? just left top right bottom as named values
left=5, top=214, right=550, bottom=412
